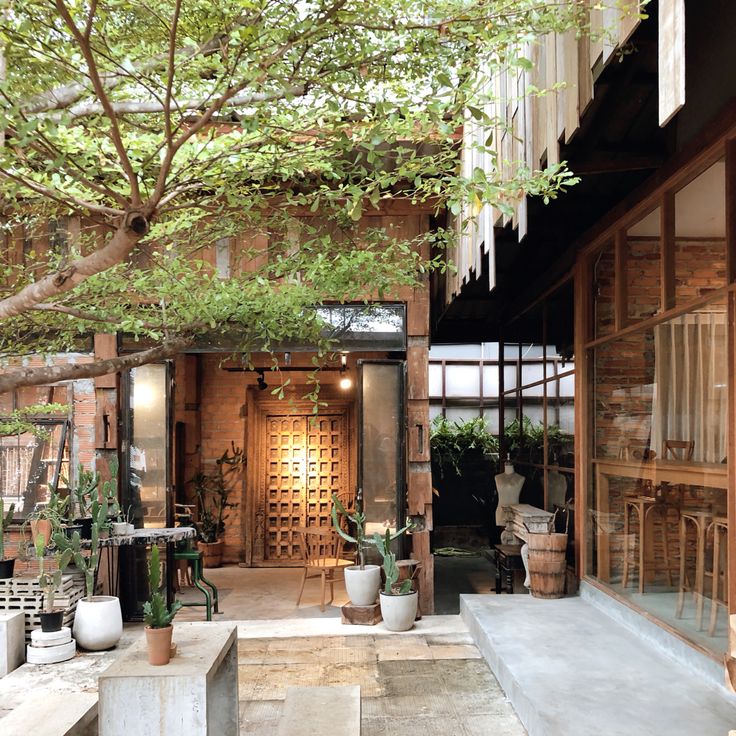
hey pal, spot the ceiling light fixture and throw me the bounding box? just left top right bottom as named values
left=339, top=354, right=352, bottom=390
left=256, top=369, right=268, bottom=391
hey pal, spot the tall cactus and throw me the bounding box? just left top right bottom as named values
left=53, top=496, right=107, bottom=599
left=371, top=528, right=413, bottom=595
left=0, top=499, right=15, bottom=561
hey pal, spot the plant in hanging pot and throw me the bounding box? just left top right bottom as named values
left=331, top=493, right=381, bottom=607
left=371, top=524, right=417, bottom=632
left=0, top=499, right=16, bottom=579
left=53, top=497, right=123, bottom=650
left=143, top=543, right=182, bottom=666
left=35, top=534, right=73, bottom=633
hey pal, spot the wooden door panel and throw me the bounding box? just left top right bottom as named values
left=260, top=412, right=347, bottom=564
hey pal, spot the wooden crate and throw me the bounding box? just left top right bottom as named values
left=0, top=575, right=86, bottom=642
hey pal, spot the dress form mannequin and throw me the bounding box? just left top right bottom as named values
left=547, top=470, right=567, bottom=510
left=495, top=463, right=525, bottom=526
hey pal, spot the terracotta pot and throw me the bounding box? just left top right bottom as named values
left=197, top=540, right=223, bottom=568
left=30, top=519, right=52, bottom=547
left=145, top=625, right=173, bottom=665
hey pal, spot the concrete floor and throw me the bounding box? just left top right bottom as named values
left=461, top=590, right=736, bottom=736
left=238, top=631, right=525, bottom=736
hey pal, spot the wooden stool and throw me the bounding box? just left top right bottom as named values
left=493, top=544, right=525, bottom=594
left=676, top=509, right=713, bottom=628
left=622, top=497, right=674, bottom=594
left=396, top=559, right=422, bottom=619
left=707, top=517, right=728, bottom=636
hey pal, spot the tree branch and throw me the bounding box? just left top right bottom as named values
left=0, top=211, right=149, bottom=321
left=0, top=337, right=190, bottom=393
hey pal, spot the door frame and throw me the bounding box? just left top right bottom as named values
left=244, top=388, right=355, bottom=566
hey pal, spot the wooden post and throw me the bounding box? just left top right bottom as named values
left=660, top=192, right=676, bottom=311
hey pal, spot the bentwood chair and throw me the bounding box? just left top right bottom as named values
left=295, top=526, right=352, bottom=612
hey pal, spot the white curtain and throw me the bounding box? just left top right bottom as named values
left=651, top=312, right=727, bottom=463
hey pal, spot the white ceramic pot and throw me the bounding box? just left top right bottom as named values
left=379, top=590, right=418, bottom=632
left=73, top=596, right=123, bottom=650
left=111, top=522, right=128, bottom=536
left=125, top=523, right=135, bottom=535
left=344, top=565, right=381, bottom=606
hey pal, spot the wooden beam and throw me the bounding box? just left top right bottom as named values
left=614, top=229, right=628, bottom=331
left=573, top=255, right=592, bottom=578
left=94, top=334, right=118, bottom=389
left=726, top=138, right=736, bottom=285
left=660, top=192, right=676, bottom=311
left=727, top=291, right=736, bottom=642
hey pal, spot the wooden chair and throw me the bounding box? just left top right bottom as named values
left=295, top=526, right=353, bottom=612
left=707, top=517, right=728, bottom=636
left=662, top=439, right=695, bottom=461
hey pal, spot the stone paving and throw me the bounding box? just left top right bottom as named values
left=237, top=632, right=526, bottom=736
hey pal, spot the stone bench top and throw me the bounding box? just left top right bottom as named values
left=278, top=685, right=361, bottom=736
left=0, top=692, right=97, bottom=735
left=99, top=621, right=236, bottom=680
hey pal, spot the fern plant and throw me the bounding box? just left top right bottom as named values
left=430, top=416, right=499, bottom=477
left=143, top=544, right=182, bottom=628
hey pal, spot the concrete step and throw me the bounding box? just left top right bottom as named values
left=278, top=685, right=360, bottom=736
left=461, top=589, right=736, bottom=736
left=0, top=692, right=97, bottom=735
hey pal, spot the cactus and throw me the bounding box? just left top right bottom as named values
left=53, top=496, right=107, bottom=599
left=0, top=498, right=15, bottom=561
left=330, top=494, right=369, bottom=568
left=369, top=527, right=414, bottom=596
left=35, top=534, right=73, bottom=612
left=143, top=544, right=182, bottom=628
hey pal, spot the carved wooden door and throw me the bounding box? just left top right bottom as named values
left=262, top=412, right=347, bottom=563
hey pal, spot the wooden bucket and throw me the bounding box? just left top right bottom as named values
left=527, top=533, right=568, bottom=599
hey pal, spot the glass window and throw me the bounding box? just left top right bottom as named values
left=482, top=365, right=499, bottom=397
left=627, top=207, right=661, bottom=323
left=445, top=364, right=480, bottom=397
left=429, top=344, right=482, bottom=358
left=428, top=364, right=443, bottom=397
left=589, top=296, right=727, bottom=655
left=445, top=406, right=482, bottom=424
left=593, top=241, right=615, bottom=339
left=675, top=160, right=726, bottom=305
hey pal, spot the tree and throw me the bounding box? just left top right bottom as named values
left=0, top=0, right=584, bottom=393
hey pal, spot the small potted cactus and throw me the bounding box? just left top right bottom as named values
left=35, top=534, right=73, bottom=632
left=143, top=544, right=182, bottom=665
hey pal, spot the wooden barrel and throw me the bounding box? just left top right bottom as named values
left=527, top=533, right=568, bottom=599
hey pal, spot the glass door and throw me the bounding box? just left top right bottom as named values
left=358, top=360, right=406, bottom=552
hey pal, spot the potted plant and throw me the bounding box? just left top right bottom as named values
left=143, top=543, right=182, bottom=665
left=331, top=493, right=381, bottom=606
left=53, top=497, right=123, bottom=650
left=190, top=444, right=243, bottom=568
left=0, top=499, right=16, bottom=579
left=372, top=525, right=417, bottom=632
left=35, top=534, right=73, bottom=632
left=67, top=463, right=99, bottom=538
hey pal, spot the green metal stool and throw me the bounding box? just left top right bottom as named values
left=173, top=548, right=220, bottom=621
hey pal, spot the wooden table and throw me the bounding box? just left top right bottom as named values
left=592, top=458, right=727, bottom=582
left=493, top=544, right=525, bottom=594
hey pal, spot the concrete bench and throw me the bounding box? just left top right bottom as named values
left=0, top=692, right=97, bottom=735
left=278, top=685, right=361, bottom=736
left=98, top=622, right=238, bottom=736
left=0, top=611, right=24, bottom=676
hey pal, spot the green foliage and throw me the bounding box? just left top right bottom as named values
left=504, top=415, right=568, bottom=456
left=66, top=463, right=100, bottom=519
left=0, top=404, right=69, bottom=439
left=0, top=499, right=15, bottom=560
left=0, top=0, right=587, bottom=392
left=53, top=497, right=107, bottom=599
left=430, top=416, right=499, bottom=476
left=190, top=444, right=243, bottom=543
left=143, top=544, right=182, bottom=629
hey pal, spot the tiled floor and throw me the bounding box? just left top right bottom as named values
left=237, top=633, right=526, bottom=736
